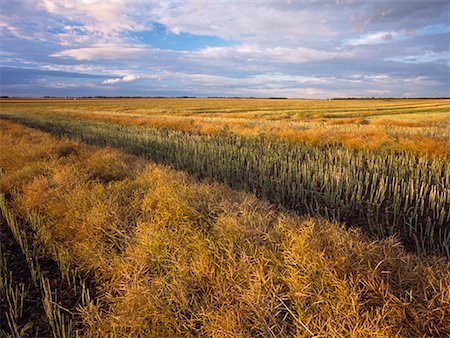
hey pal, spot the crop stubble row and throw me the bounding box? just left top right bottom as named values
left=1, top=113, right=449, bottom=257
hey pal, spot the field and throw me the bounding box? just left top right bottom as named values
left=1, top=98, right=450, bottom=337
left=2, top=98, right=449, bottom=157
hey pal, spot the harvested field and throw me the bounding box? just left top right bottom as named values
left=1, top=98, right=449, bottom=336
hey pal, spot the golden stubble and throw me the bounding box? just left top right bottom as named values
left=1, top=120, right=449, bottom=337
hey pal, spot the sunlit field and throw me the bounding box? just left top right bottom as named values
left=1, top=98, right=449, bottom=337
left=2, top=98, right=449, bottom=156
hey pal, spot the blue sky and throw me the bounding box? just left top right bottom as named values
left=0, top=0, right=449, bottom=98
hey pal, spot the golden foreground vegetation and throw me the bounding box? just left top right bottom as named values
left=1, top=119, right=450, bottom=337
left=2, top=100, right=449, bottom=257
left=1, top=98, right=449, bottom=157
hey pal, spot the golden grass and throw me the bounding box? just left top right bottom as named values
left=1, top=97, right=448, bottom=114
left=2, top=98, right=448, bottom=157
left=326, top=117, right=369, bottom=125
left=1, top=120, right=450, bottom=337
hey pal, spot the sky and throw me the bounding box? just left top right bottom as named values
left=0, top=0, right=449, bottom=98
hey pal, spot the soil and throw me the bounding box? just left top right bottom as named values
left=0, top=219, right=52, bottom=337
left=0, top=216, right=93, bottom=337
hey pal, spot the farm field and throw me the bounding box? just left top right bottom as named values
left=1, top=98, right=450, bottom=336
left=1, top=98, right=449, bottom=157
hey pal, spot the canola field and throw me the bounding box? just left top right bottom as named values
left=0, top=98, right=449, bottom=337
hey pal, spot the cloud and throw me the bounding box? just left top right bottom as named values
left=192, top=45, right=351, bottom=64
left=2, top=65, right=447, bottom=98
left=0, top=66, right=106, bottom=96
left=352, top=0, right=449, bottom=32
left=50, top=44, right=150, bottom=60
left=0, top=0, right=448, bottom=98
left=102, top=73, right=161, bottom=85
left=38, top=0, right=148, bottom=44
left=148, top=1, right=449, bottom=47
left=385, top=51, right=450, bottom=65
left=346, top=31, right=400, bottom=46
left=149, top=2, right=346, bottom=45
left=102, top=75, right=140, bottom=85
left=0, top=66, right=104, bottom=83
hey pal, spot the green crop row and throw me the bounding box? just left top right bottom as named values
left=1, top=113, right=449, bottom=257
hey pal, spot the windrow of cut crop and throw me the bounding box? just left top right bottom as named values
left=1, top=113, right=449, bottom=257
left=2, top=103, right=449, bottom=157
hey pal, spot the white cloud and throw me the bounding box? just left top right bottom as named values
left=102, top=74, right=140, bottom=85
left=149, top=1, right=344, bottom=45
left=192, top=45, right=351, bottom=64
left=50, top=44, right=150, bottom=60
left=164, top=71, right=395, bottom=98
left=345, top=31, right=400, bottom=46
left=385, top=51, right=450, bottom=64
left=37, top=0, right=150, bottom=47
left=0, top=15, right=48, bottom=41
left=41, top=64, right=112, bottom=74
left=101, top=73, right=160, bottom=85
left=39, top=0, right=146, bottom=34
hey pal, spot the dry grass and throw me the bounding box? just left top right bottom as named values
left=1, top=120, right=450, bottom=337
left=1, top=98, right=448, bottom=157
left=1, top=98, right=448, bottom=117
left=6, top=110, right=450, bottom=157
left=326, top=117, right=369, bottom=125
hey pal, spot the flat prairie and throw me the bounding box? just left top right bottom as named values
left=0, top=98, right=449, bottom=337
left=2, top=97, right=449, bottom=156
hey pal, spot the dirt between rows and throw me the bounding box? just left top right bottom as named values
left=0, top=216, right=91, bottom=337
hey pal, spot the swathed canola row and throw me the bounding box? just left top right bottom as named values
left=1, top=98, right=449, bottom=157
left=2, top=112, right=449, bottom=257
